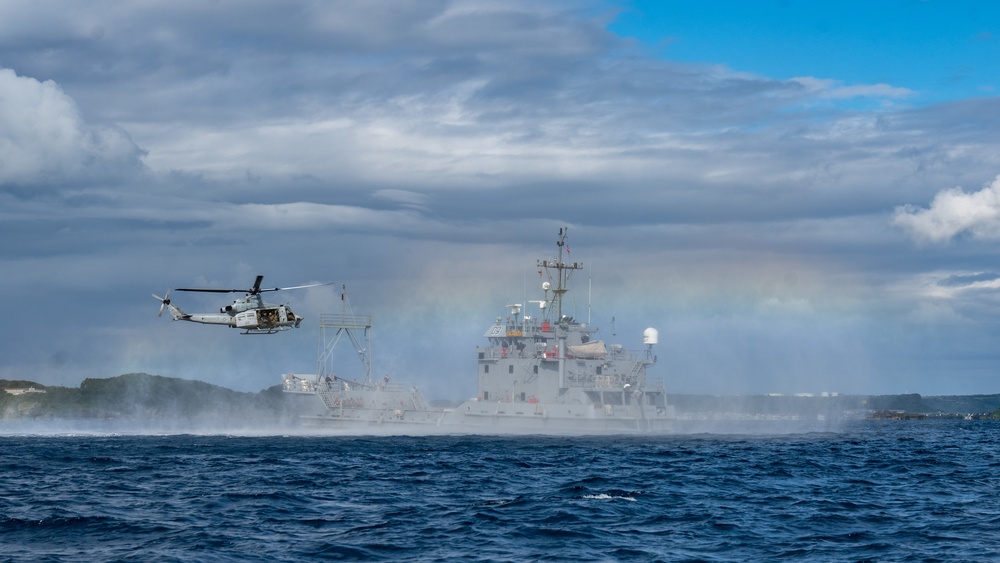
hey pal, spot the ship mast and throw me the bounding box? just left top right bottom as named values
left=537, top=227, right=584, bottom=322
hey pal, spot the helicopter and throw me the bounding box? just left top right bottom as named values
left=152, top=275, right=333, bottom=334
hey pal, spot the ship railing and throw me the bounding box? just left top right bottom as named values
left=282, top=373, right=317, bottom=393
left=588, top=375, right=629, bottom=389
left=478, top=345, right=535, bottom=360
left=318, top=313, right=372, bottom=329
left=479, top=344, right=651, bottom=362
left=503, top=324, right=544, bottom=336
left=322, top=380, right=415, bottom=394
left=313, top=385, right=430, bottom=410
left=644, top=377, right=666, bottom=392
left=568, top=370, right=664, bottom=390
left=608, top=345, right=649, bottom=361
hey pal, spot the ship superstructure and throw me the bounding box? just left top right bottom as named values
left=283, top=229, right=674, bottom=433
left=456, top=228, right=672, bottom=432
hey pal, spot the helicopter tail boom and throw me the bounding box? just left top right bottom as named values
left=152, top=292, right=191, bottom=321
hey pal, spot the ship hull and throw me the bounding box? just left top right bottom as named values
left=287, top=390, right=674, bottom=434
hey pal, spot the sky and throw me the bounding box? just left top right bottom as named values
left=2, top=0, right=1000, bottom=400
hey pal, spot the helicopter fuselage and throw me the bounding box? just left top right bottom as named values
left=153, top=275, right=323, bottom=334
left=155, top=294, right=303, bottom=334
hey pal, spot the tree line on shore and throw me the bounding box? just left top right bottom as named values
left=0, top=373, right=297, bottom=426
left=4, top=373, right=1000, bottom=422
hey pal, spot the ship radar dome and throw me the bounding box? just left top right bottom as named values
left=542, top=281, right=550, bottom=291
left=643, top=327, right=659, bottom=345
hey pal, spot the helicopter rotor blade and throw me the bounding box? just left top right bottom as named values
left=257, top=281, right=337, bottom=292
left=176, top=275, right=267, bottom=295
left=173, top=277, right=335, bottom=294
left=174, top=287, right=244, bottom=293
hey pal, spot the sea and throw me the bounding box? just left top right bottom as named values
left=3, top=420, right=1000, bottom=562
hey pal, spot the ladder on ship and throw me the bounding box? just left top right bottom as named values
left=625, top=357, right=645, bottom=381
left=316, top=388, right=341, bottom=412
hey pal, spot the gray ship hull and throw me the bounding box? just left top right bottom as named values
left=284, top=376, right=675, bottom=435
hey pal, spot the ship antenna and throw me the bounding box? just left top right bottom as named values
left=341, top=284, right=347, bottom=315
left=523, top=268, right=528, bottom=332
left=537, top=227, right=584, bottom=322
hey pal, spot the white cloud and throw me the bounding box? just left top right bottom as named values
left=791, top=77, right=913, bottom=99
left=0, top=68, right=145, bottom=186
left=892, top=175, right=1000, bottom=243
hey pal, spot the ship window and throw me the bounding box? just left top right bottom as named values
left=508, top=365, right=514, bottom=374
left=520, top=392, right=526, bottom=402
left=484, top=365, right=489, bottom=374
left=478, top=352, right=485, bottom=360
left=483, top=391, right=489, bottom=401
left=533, top=366, right=538, bottom=374
left=596, top=366, right=602, bottom=375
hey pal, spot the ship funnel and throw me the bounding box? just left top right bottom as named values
left=643, top=327, right=659, bottom=345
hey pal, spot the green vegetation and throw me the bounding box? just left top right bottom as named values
left=0, top=373, right=295, bottom=427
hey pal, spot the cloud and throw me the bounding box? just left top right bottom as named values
left=892, top=175, right=1000, bottom=243
left=0, top=68, right=146, bottom=188
left=883, top=269, right=1000, bottom=329
left=791, top=77, right=913, bottom=100
left=222, top=202, right=428, bottom=232
left=938, top=272, right=1000, bottom=288
left=2, top=1, right=1000, bottom=397
left=374, top=189, right=430, bottom=210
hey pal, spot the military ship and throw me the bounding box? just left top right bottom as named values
left=282, top=229, right=674, bottom=433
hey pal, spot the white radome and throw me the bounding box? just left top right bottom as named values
left=643, top=327, right=659, bottom=345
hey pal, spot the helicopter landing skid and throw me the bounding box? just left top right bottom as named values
left=241, top=327, right=289, bottom=335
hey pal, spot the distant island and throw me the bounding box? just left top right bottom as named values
left=3, top=373, right=1000, bottom=429
left=0, top=373, right=298, bottom=431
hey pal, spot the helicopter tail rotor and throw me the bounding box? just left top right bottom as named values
left=153, top=291, right=190, bottom=320
left=152, top=291, right=171, bottom=317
